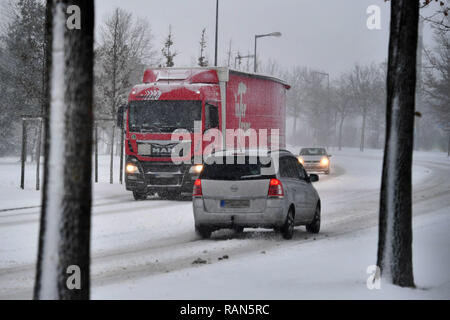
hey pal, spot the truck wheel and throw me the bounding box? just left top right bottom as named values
left=133, top=191, right=147, bottom=201
left=159, top=191, right=181, bottom=200
left=306, top=205, right=321, bottom=233
left=195, top=226, right=212, bottom=239
left=281, top=208, right=295, bottom=240
left=166, top=191, right=181, bottom=200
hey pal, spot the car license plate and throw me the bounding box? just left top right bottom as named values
left=220, top=200, right=250, bottom=208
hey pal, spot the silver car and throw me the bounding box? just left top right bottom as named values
left=192, top=150, right=321, bottom=239
left=297, top=147, right=331, bottom=174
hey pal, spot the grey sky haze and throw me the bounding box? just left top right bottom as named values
left=93, top=1, right=434, bottom=80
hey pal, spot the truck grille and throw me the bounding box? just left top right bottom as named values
left=141, top=162, right=184, bottom=173
left=147, top=176, right=182, bottom=186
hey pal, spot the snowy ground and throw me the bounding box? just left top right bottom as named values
left=0, top=147, right=449, bottom=299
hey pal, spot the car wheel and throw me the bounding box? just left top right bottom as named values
left=195, top=226, right=212, bottom=239
left=306, top=204, right=321, bottom=233
left=281, top=208, right=295, bottom=240
left=133, top=191, right=147, bottom=200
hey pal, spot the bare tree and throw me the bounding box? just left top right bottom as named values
left=333, top=74, right=356, bottom=150
left=198, top=28, right=208, bottom=67
left=348, top=64, right=384, bottom=151
left=377, top=0, right=419, bottom=288
left=162, top=24, right=177, bottom=67
left=261, top=58, right=282, bottom=77
left=225, top=38, right=233, bottom=67
left=34, top=0, right=94, bottom=299
left=423, top=29, right=450, bottom=154
left=96, top=8, right=156, bottom=184
left=0, top=0, right=45, bottom=157
left=285, top=66, right=309, bottom=137
left=420, top=0, right=449, bottom=32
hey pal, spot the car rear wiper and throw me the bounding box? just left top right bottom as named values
left=239, top=174, right=264, bottom=180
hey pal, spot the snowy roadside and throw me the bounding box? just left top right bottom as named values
left=93, top=208, right=450, bottom=300
left=0, top=148, right=448, bottom=299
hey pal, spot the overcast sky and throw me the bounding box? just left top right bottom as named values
left=95, top=0, right=434, bottom=80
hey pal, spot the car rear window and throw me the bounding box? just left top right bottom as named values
left=200, top=156, right=275, bottom=181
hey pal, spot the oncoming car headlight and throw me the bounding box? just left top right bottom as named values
left=320, top=157, right=329, bottom=166
left=189, top=164, right=203, bottom=174
left=297, top=156, right=304, bottom=165
left=126, top=163, right=139, bottom=174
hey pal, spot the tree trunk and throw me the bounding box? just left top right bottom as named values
left=31, top=126, right=37, bottom=163
left=377, top=0, right=418, bottom=288
left=110, top=124, right=115, bottom=184
left=94, top=123, right=98, bottom=183
left=119, top=127, right=124, bottom=184
left=360, top=110, right=366, bottom=151
left=36, top=119, right=42, bottom=191
left=292, top=108, right=299, bottom=137
left=34, top=0, right=94, bottom=299
left=338, top=115, right=345, bottom=151
left=374, top=118, right=381, bottom=149
left=447, top=131, right=450, bottom=157
left=20, top=120, right=27, bottom=189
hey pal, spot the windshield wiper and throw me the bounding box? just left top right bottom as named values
left=160, top=125, right=191, bottom=132
left=139, top=124, right=162, bottom=132
left=239, top=174, right=265, bottom=180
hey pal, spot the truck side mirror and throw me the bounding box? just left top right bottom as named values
left=117, top=105, right=126, bottom=129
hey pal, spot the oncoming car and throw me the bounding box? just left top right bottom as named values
left=297, top=147, right=331, bottom=174
left=192, top=150, right=321, bottom=239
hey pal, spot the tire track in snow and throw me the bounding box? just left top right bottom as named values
left=0, top=197, right=187, bottom=227
left=0, top=156, right=448, bottom=299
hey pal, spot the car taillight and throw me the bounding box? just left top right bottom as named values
left=268, top=178, right=284, bottom=197
left=193, top=179, right=202, bottom=197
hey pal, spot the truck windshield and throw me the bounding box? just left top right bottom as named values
left=129, top=100, right=202, bottom=133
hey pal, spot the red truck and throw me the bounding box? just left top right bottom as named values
left=117, top=67, right=290, bottom=200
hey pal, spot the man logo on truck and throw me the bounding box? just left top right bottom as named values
left=151, top=143, right=177, bottom=156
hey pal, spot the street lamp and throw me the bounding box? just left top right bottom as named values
left=313, top=71, right=329, bottom=91
left=214, top=0, right=219, bottom=66
left=254, top=32, right=282, bottom=73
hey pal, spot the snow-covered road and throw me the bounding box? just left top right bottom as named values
left=0, top=148, right=449, bottom=299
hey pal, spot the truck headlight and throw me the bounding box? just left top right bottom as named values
left=126, top=163, right=139, bottom=174
left=189, top=164, right=203, bottom=174
left=320, top=157, right=329, bottom=166
left=297, top=156, right=304, bottom=165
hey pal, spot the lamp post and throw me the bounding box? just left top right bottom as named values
left=214, top=0, right=219, bottom=66
left=253, top=32, right=281, bottom=73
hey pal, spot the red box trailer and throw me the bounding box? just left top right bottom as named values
left=117, top=67, right=290, bottom=200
